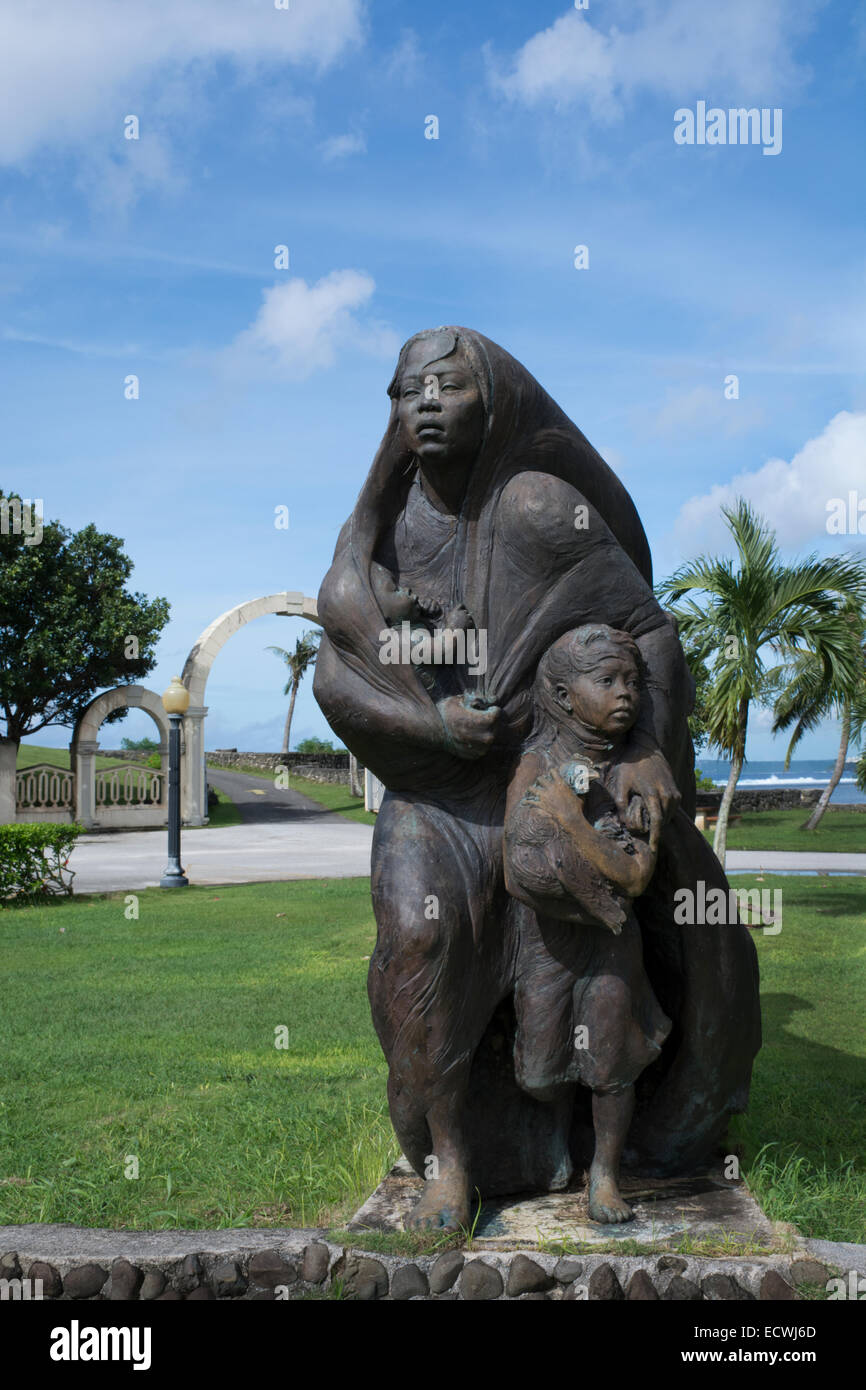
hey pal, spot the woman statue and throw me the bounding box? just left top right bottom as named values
left=314, top=327, right=760, bottom=1232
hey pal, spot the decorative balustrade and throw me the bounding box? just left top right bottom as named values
left=94, top=764, right=163, bottom=808
left=15, top=764, right=74, bottom=812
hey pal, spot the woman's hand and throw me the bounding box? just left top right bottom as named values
left=437, top=695, right=501, bottom=760
left=606, top=745, right=681, bottom=854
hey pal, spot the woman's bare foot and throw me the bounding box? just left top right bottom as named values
left=406, top=1169, right=470, bottom=1232
left=588, top=1171, right=634, bottom=1224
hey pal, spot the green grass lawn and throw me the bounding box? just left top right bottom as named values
left=0, top=875, right=862, bottom=1241
left=17, top=743, right=132, bottom=772
left=727, top=874, right=866, bottom=1243
left=206, top=786, right=243, bottom=829
left=703, top=808, right=866, bottom=853
left=207, top=762, right=376, bottom=826
left=0, top=879, right=394, bottom=1229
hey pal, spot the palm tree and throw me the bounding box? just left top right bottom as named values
left=266, top=630, right=321, bottom=756
left=657, top=499, right=866, bottom=866
left=770, top=600, right=866, bottom=829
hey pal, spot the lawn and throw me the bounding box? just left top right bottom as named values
left=0, top=879, right=395, bottom=1230
left=727, top=874, right=866, bottom=1243
left=206, top=786, right=243, bottom=829
left=0, top=876, right=862, bottom=1241
left=17, top=743, right=132, bottom=772
left=703, top=808, right=866, bottom=854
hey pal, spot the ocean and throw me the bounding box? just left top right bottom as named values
left=695, top=758, right=865, bottom=805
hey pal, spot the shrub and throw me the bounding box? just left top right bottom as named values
left=145, top=752, right=161, bottom=769
left=0, top=823, right=82, bottom=903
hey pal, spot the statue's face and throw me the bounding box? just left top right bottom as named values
left=557, top=653, right=641, bottom=736
left=396, top=342, right=485, bottom=469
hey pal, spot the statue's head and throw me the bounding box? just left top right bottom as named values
left=388, top=328, right=487, bottom=474
left=535, top=624, right=644, bottom=740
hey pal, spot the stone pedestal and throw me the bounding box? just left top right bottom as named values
left=349, top=1157, right=777, bottom=1250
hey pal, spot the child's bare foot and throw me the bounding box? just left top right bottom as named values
left=406, top=1169, right=470, bottom=1232
left=588, top=1172, right=634, bottom=1224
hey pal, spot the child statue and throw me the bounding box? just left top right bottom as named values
left=504, top=624, right=672, bottom=1223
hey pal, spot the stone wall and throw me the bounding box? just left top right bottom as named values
left=696, top=787, right=822, bottom=813
left=0, top=1228, right=834, bottom=1301
left=97, top=749, right=156, bottom=763
left=206, top=751, right=350, bottom=786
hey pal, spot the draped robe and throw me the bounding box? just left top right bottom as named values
left=314, top=327, right=761, bottom=1190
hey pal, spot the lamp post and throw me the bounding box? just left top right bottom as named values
left=160, top=675, right=190, bottom=889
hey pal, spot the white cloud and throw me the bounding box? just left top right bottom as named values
left=384, top=29, right=421, bottom=84
left=320, top=132, right=367, bottom=162
left=490, top=0, right=818, bottom=117
left=672, top=410, right=866, bottom=551
left=223, top=269, right=398, bottom=380
left=0, top=0, right=364, bottom=164
left=647, top=385, right=764, bottom=440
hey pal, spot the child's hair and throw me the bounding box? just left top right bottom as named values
left=527, top=624, right=644, bottom=747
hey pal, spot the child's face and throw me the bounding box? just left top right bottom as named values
left=559, top=653, right=640, bottom=737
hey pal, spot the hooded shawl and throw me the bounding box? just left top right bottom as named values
left=315, top=327, right=666, bottom=790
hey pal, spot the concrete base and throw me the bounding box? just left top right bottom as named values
left=349, top=1157, right=778, bottom=1249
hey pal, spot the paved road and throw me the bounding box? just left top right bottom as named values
left=207, top=768, right=355, bottom=825
left=69, top=770, right=373, bottom=893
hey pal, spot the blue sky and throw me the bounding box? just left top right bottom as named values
left=3, top=0, right=865, bottom=760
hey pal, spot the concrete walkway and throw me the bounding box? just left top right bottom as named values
left=69, top=820, right=374, bottom=892
left=727, top=850, right=866, bottom=873
left=70, top=838, right=866, bottom=895
left=67, top=766, right=866, bottom=893
left=69, top=770, right=373, bottom=892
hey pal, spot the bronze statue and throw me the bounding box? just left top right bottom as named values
left=314, top=327, right=761, bottom=1231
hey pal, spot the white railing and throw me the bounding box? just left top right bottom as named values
left=15, top=763, right=74, bottom=811
left=95, top=764, right=163, bottom=808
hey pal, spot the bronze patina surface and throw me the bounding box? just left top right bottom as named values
left=314, top=327, right=761, bottom=1232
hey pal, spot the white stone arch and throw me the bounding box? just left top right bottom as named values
left=180, top=592, right=320, bottom=824
left=70, top=684, right=170, bottom=828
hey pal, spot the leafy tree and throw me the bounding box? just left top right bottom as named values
left=121, top=735, right=159, bottom=751
left=265, top=630, right=321, bottom=756
left=294, top=736, right=341, bottom=754
left=0, top=491, right=169, bottom=762
left=657, top=499, right=866, bottom=865
left=770, top=599, right=866, bottom=829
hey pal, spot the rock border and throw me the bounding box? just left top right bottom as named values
left=0, top=1228, right=842, bottom=1301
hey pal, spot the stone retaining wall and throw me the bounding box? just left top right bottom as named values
left=97, top=749, right=157, bottom=763
left=206, top=752, right=349, bottom=786
left=0, top=1228, right=835, bottom=1301
left=696, top=788, right=822, bottom=813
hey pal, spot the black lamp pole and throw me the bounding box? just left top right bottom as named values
left=160, top=684, right=189, bottom=889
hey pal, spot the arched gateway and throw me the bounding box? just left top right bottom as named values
left=180, top=591, right=319, bottom=824
left=70, top=684, right=169, bottom=829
